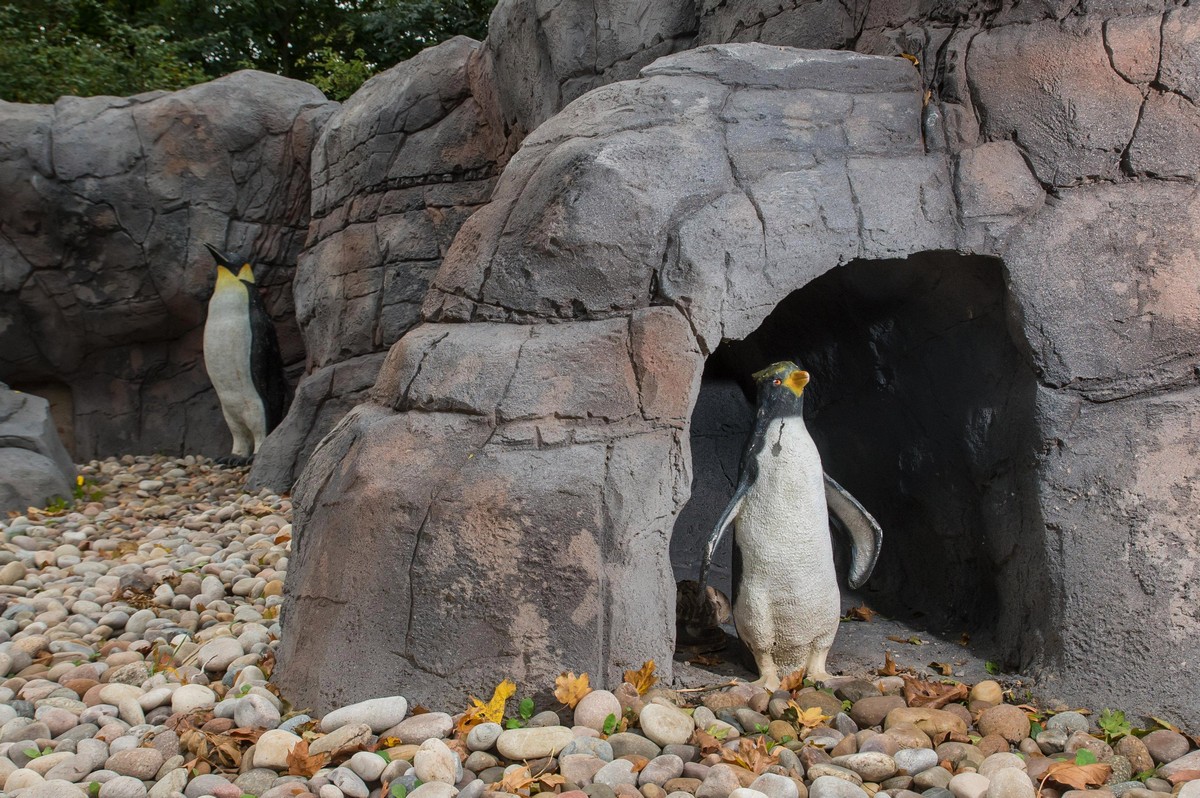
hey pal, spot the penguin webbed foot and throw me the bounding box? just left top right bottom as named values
left=216, top=454, right=254, bottom=467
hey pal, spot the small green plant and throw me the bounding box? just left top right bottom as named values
left=23, top=745, right=52, bottom=759
left=73, top=475, right=104, bottom=502
left=1030, top=720, right=1043, bottom=739
left=505, top=697, right=536, bottom=729
left=841, top=699, right=853, bottom=712
left=754, top=723, right=769, bottom=734
left=390, top=784, right=408, bottom=798
left=780, top=735, right=793, bottom=744
left=985, top=660, right=1000, bottom=675
left=706, top=724, right=729, bottom=741
left=88, top=783, right=101, bottom=798
left=43, top=496, right=70, bottom=514
left=1134, top=769, right=1156, bottom=783
left=377, top=750, right=392, bottom=763
left=1099, top=708, right=1132, bottom=743
left=1074, top=749, right=1099, bottom=766
left=602, top=713, right=618, bottom=735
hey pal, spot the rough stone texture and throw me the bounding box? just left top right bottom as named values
left=278, top=44, right=1020, bottom=713
left=248, top=37, right=511, bottom=490
left=487, top=0, right=699, bottom=139
left=282, top=15, right=1200, bottom=728
left=0, top=383, right=76, bottom=512
left=0, top=72, right=334, bottom=459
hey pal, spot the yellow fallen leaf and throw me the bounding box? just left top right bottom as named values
left=456, top=679, right=517, bottom=734
left=624, top=661, right=658, bottom=695
left=554, top=671, right=592, bottom=708
left=787, top=702, right=830, bottom=729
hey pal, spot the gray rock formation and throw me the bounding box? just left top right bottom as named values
left=0, top=72, right=334, bottom=459
left=282, top=12, right=1200, bottom=727
left=0, top=383, right=76, bottom=513
left=248, top=37, right=512, bottom=490
left=277, top=44, right=1036, bottom=712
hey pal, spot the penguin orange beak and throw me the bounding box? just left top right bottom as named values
left=784, top=370, right=810, bottom=396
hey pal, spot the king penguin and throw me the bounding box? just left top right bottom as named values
left=202, top=243, right=287, bottom=465
left=698, top=361, right=882, bottom=688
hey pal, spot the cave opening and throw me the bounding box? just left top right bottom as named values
left=671, top=251, right=1040, bottom=655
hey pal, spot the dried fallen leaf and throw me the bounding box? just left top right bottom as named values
left=902, top=675, right=968, bottom=709
left=495, top=765, right=534, bottom=793
left=958, top=632, right=971, bottom=646
left=878, top=650, right=899, bottom=677
left=844, top=605, right=878, bottom=622
left=376, top=736, right=401, bottom=749
left=779, top=669, right=806, bottom=692
left=886, top=635, right=925, bottom=645
left=692, top=653, right=723, bottom=666
left=411, top=705, right=431, bottom=715
left=690, top=728, right=724, bottom=755
left=900, top=52, right=919, bottom=67
left=625, top=661, right=658, bottom=696
left=1042, top=761, right=1112, bottom=791
left=554, top=671, right=592, bottom=709
left=787, top=702, right=830, bottom=730
left=456, top=679, right=517, bottom=735
left=286, top=739, right=330, bottom=777
left=927, top=662, right=954, bottom=677
left=1151, top=716, right=1182, bottom=733
left=720, top=736, right=780, bottom=775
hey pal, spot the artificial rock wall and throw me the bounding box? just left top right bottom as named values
left=0, top=73, right=333, bottom=459
left=1, top=0, right=1197, bottom=727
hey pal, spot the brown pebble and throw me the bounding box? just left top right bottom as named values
left=643, top=784, right=667, bottom=798
left=203, top=717, right=236, bottom=733
left=61, top=679, right=98, bottom=697
left=831, top=736, right=858, bottom=757
left=81, top=684, right=106, bottom=707
left=851, top=697, right=907, bottom=728
left=976, top=705, right=1030, bottom=743
left=1017, top=738, right=1041, bottom=756
left=748, top=692, right=771, bottom=714
left=664, top=778, right=702, bottom=793
left=615, top=785, right=643, bottom=798
left=977, top=734, right=1010, bottom=757
left=1114, top=735, right=1154, bottom=773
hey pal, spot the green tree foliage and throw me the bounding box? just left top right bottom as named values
left=0, top=0, right=497, bottom=103
left=0, top=0, right=207, bottom=103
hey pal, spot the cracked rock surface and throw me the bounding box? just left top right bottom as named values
left=0, top=72, right=334, bottom=461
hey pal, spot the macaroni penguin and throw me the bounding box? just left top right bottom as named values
left=698, top=361, right=882, bottom=688
left=202, top=243, right=286, bottom=465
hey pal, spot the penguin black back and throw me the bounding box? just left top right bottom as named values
left=242, top=274, right=286, bottom=433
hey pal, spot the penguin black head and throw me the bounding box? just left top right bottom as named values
left=205, top=243, right=256, bottom=284
left=752, top=361, right=810, bottom=418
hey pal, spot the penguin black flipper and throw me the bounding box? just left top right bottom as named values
left=823, top=473, right=883, bottom=589
left=698, top=395, right=775, bottom=594
left=242, top=279, right=287, bottom=433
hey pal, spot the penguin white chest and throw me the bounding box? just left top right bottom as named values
left=204, top=286, right=266, bottom=449
left=733, top=416, right=841, bottom=678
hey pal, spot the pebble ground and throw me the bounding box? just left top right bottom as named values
left=0, top=456, right=1196, bottom=798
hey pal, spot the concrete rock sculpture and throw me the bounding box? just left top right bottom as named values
left=0, top=72, right=333, bottom=459
left=0, top=383, right=76, bottom=513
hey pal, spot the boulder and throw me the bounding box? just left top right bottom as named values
left=249, top=37, right=511, bottom=491
left=0, top=383, right=75, bottom=512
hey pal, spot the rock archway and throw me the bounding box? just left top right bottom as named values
left=673, top=253, right=1040, bottom=647
left=276, top=44, right=1029, bottom=711
left=278, top=41, right=1200, bottom=727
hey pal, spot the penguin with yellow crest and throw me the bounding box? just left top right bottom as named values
left=699, top=361, right=882, bottom=688
left=202, top=243, right=286, bottom=465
